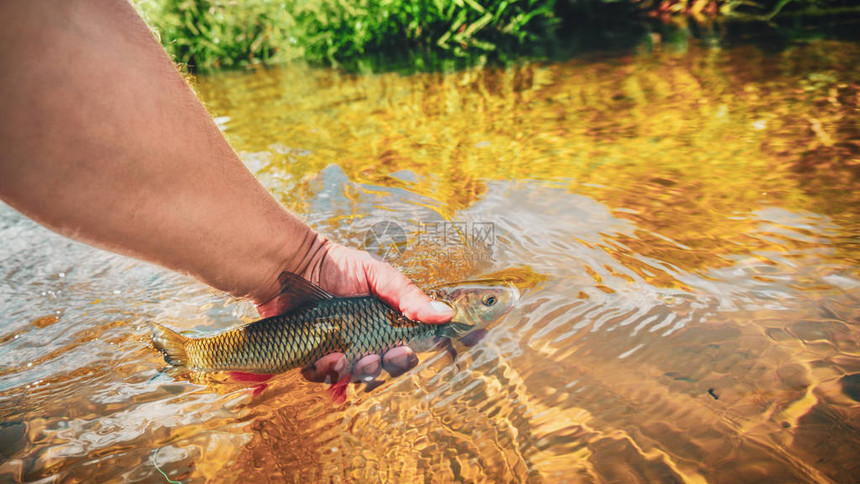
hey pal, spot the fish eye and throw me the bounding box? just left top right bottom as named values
left=482, top=295, right=497, bottom=307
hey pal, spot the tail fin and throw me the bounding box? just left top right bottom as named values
left=151, top=323, right=190, bottom=366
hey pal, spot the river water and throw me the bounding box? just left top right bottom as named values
left=2, top=35, right=859, bottom=482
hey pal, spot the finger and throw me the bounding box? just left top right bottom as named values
left=366, top=260, right=454, bottom=324
left=352, top=354, right=382, bottom=381
left=382, top=346, right=419, bottom=377
left=301, top=353, right=348, bottom=383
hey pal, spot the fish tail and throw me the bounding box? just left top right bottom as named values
left=151, top=323, right=190, bottom=366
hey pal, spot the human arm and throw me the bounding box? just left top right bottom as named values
left=0, top=0, right=452, bottom=380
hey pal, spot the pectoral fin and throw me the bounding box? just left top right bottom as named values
left=458, top=328, right=487, bottom=347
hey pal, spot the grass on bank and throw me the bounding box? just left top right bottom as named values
left=132, top=0, right=858, bottom=72
left=133, top=0, right=559, bottom=71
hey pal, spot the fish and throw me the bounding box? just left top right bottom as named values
left=151, top=273, right=518, bottom=375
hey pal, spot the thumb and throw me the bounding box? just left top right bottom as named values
left=366, top=260, right=454, bottom=324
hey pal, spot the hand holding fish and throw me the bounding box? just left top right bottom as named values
left=152, top=269, right=518, bottom=399
left=256, top=241, right=456, bottom=383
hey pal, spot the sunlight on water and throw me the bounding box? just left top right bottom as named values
left=2, top=38, right=860, bottom=482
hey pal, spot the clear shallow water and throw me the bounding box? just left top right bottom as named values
left=2, top=39, right=860, bottom=482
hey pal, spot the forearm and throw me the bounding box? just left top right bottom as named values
left=0, top=0, right=326, bottom=302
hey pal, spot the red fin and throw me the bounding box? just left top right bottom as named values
left=250, top=383, right=269, bottom=397
left=327, top=376, right=351, bottom=404
left=228, top=371, right=274, bottom=383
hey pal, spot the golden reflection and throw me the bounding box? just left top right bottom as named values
left=197, top=41, right=860, bottom=281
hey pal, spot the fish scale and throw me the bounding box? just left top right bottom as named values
left=171, top=296, right=437, bottom=373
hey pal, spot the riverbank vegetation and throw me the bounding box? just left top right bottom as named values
left=132, top=0, right=859, bottom=71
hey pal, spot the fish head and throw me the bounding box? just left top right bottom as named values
left=430, top=281, right=520, bottom=327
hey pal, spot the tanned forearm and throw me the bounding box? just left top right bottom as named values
left=0, top=0, right=327, bottom=303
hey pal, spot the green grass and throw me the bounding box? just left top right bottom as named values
left=134, top=0, right=303, bottom=69
left=133, top=0, right=559, bottom=71
left=132, top=0, right=858, bottom=72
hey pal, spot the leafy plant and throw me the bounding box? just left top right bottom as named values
left=132, top=0, right=858, bottom=72
left=134, top=0, right=558, bottom=71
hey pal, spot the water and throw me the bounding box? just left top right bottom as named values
left=2, top=37, right=860, bottom=482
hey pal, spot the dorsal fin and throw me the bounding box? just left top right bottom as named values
left=266, top=272, right=334, bottom=314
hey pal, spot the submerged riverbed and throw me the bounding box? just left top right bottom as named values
left=2, top=35, right=859, bottom=482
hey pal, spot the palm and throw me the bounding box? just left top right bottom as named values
left=316, top=244, right=375, bottom=297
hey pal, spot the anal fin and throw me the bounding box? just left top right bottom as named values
left=327, top=376, right=351, bottom=404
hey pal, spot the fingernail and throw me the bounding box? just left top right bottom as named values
left=430, top=300, right=455, bottom=316
left=334, top=357, right=346, bottom=374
